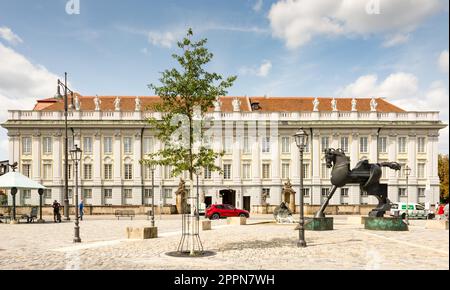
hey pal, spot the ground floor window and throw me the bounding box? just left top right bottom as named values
left=104, top=189, right=112, bottom=199
left=124, top=188, right=133, bottom=199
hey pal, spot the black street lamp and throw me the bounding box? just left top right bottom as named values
left=294, top=128, right=309, bottom=248
left=37, top=188, right=45, bottom=223
left=404, top=165, right=411, bottom=225
left=70, top=144, right=82, bottom=243
left=150, top=164, right=156, bottom=227
left=55, top=72, right=74, bottom=221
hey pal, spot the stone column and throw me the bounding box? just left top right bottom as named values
left=311, top=130, right=321, bottom=205
left=388, top=131, right=399, bottom=202
left=52, top=131, right=62, bottom=203
left=407, top=132, right=418, bottom=203
left=32, top=130, right=42, bottom=183
left=113, top=130, right=123, bottom=205
left=93, top=130, right=102, bottom=205
left=350, top=131, right=359, bottom=169
left=133, top=131, right=142, bottom=205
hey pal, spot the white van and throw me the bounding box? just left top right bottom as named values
left=389, top=202, right=435, bottom=220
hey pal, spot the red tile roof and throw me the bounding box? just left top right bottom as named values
left=33, top=95, right=405, bottom=113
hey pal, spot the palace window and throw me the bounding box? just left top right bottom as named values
left=378, top=137, right=387, bottom=153
left=340, top=137, right=349, bottom=153
left=104, top=189, right=112, bottom=199
left=22, top=137, right=32, bottom=155
left=281, top=137, right=290, bottom=154
left=43, top=137, right=52, bottom=154
left=83, top=164, right=92, bottom=180
left=83, top=189, right=92, bottom=199
left=224, top=137, right=233, bottom=154
left=124, top=164, right=133, bottom=180
left=341, top=188, right=349, bottom=197
left=302, top=188, right=310, bottom=197
left=223, top=164, right=232, bottom=180
left=104, top=137, right=113, bottom=154
left=143, top=137, right=154, bottom=154
left=242, top=163, right=251, bottom=180
left=398, top=137, right=407, bottom=153
left=262, top=163, right=271, bottom=179
left=243, top=136, right=250, bottom=154
left=44, top=189, right=52, bottom=199
left=124, top=189, right=133, bottom=199
left=204, top=166, right=212, bottom=180
left=417, top=137, right=426, bottom=153
left=418, top=188, right=426, bottom=197
left=144, top=188, right=153, bottom=198
left=262, top=188, right=271, bottom=198
left=104, top=164, right=113, bottom=180
left=417, top=163, right=426, bottom=178
left=262, top=137, right=271, bottom=153
left=164, top=166, right=172, bottom=179
left=83, top=137, right=92, bottom=154
left=321, top=188, right=330, bottom=197
left=124, top=137, right=133, bottom=154
left=22, top=164, right=31, bottom=178
left=43, top=164, right=52, bottom=180
left=23, top=190, right=31, bottom=199
left=321, top=163, right=330, bottom=179
left=359, top=137, right=368, bottom=153
left=399, top=188, right=407, bottom=197
left=302, top=163, right=310, bottom=179
left=164, top=189, right=173, bottom=199
left=282, top=162, right=290, bottom=180
left=321, top=137, right=329, bottom=151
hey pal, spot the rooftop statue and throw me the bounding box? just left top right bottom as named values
left=370, top=98, right=378, bottom=112
left=351, top=98, right=357, bottom=112
left=114, top=97, right=121, bottom=111
left=94, top=95, right=101, bottom=111
left=135, top=96, right=141, bottom=112
left=331, top=98, right=338, bottom=112
left=313, top=98, right=320, bottom=112
left=316, top=148, right=401, bottom=218
left=74, top=95, right=81, bottom=111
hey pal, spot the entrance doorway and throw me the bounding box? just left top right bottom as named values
left=243, top=196, right=251, bottom=212
left=220, top=189, right=236, bottom=207
left=205, top=196, right=212, bottom=208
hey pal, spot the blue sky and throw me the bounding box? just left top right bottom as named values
left=0, top=0, right=449, bottom=160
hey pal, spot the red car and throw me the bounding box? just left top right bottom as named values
left=205, top=204, right=250, bottom=220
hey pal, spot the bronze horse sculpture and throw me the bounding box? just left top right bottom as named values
left=316, top=148, right=401, bottom=218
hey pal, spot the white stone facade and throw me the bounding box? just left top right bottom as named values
left=2, top=105, right=446, bottom=211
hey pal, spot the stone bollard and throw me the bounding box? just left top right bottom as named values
left=227, top=217, right=246, bottom=225
left=126, top=227, right=158, bottom=239
left=202, top=220, right=212, bottom=231
left=425, top=220, right=449, bottom=230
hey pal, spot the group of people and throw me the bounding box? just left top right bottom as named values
left=52, top=200, right=84, bottom=223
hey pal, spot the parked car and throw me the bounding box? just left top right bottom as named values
left=205, top=204, right=250, bottom=220
left=389, top=202, right=435, bottom=220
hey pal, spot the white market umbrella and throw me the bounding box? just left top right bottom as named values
left=0, top=171, right=46, bottom=190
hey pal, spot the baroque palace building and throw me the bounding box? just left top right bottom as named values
left=2, top=95, right=447, bottom=211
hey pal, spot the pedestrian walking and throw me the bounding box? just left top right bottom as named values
left=79, top=199, right=84, bottom=221
left=52, top=200, right=62, bottom=223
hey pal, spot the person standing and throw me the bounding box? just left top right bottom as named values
left=79, top=199, right=84, bottom=221
left=437, top=203, right=445, bottom=220
left=52, top=200, right=61, bottom=223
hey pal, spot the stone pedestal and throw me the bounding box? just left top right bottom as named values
left=202, top=220, right=212, bottom=231
left=305, top=217, right=333, bottom=231
left=425, top=220, right=449, bottom=230
left=126, top=227, right=158, bottom=239
left=227, top=217, right=247, bottom=225
left=347, top=216, right=364, bottom=225
left=364, top=217, right=408, bottom=231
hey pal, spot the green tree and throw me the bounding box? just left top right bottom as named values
left=141, top=28, right=236, bottom=204
left=438, top=154, right=449, bottom=202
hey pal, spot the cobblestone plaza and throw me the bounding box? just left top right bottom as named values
left=0, top=215, right=448, bottom=270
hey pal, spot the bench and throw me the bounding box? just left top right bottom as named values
left=115, top=210, right=135, bottom=220
left=20, top=207, right=38, bottom=223
left=0, top=214, right=11, bottom=223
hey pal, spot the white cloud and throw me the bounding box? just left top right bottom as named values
left=268, top=0, right=442, bottom=49
left=0, top=26, right=23, bottom=45
left=338, top=74, right=449, bottom=153
left=337, top=73, right=419, bottom=99
left=0, top=42, right=60, bottom=160
left=147, top=31, right=178, bottom=48
left=382, top=33, right=410, bottom=48
left=439, top=50, right=449, bottom=74
left=253, top=0, right=263, bottom=12
left=239, top=60, right=272, bottom=77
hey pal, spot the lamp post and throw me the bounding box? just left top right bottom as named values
left=150, top=164, right=156, bottom=227
left=70, top=144, right=82, bottom=243
left=55, top=72, right=74, bottom=221
left=404, top=165, right=411, bottom=225
left=37, top=189, right=45, bottom=223
left=294, top=128, right=308, bottom=248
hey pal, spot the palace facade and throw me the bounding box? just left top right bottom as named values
left=2, top=95, right=447, bottom=211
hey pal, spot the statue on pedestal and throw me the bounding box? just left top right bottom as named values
left=316, top=148, right=401, bottom=218
left=313, top=98, right=320, bottom=112
left=135, top=96, right=141, bottom=112
left=94, top=95, right=101, bottom=111
left=351, top=98, right=357, bottom=112
left=114, top=97, right=121, bottom=111
left=331, top=98, right=338, bottom=112
left=74, top=95, right=81, bottom=111
left=370, top=98, right=378, bottom=112
left=175, top=178, right=188, bottom=214
left=282, top=179, right=296, bottom=213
